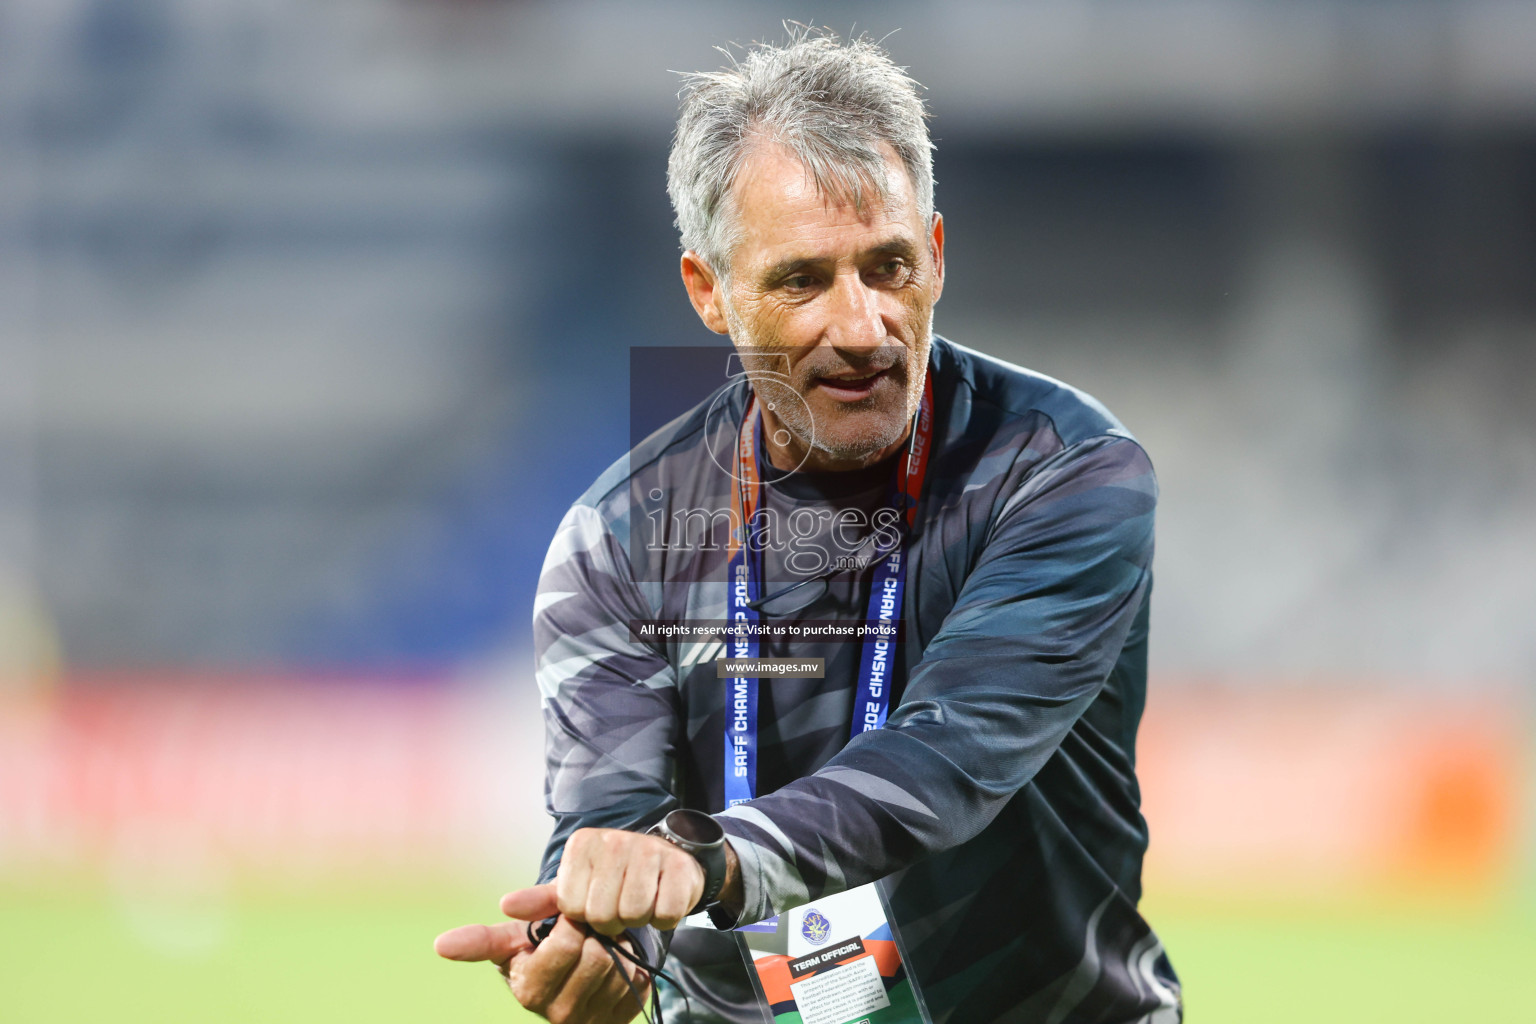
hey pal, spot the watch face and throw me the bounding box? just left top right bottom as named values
left=668, top=809, right=724, bottom=846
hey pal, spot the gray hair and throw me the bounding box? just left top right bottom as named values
left=666, top=29, right=934, bottom=280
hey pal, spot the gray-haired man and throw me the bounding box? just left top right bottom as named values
left=438, top=30, right=1181, bottom=1024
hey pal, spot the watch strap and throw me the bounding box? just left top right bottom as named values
left=646, top=810, right=728, bottom=917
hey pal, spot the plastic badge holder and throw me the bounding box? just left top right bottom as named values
left=733, top=880, right=933, bottom=1024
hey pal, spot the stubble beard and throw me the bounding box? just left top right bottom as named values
left=725, top=300, right=932, bottom=468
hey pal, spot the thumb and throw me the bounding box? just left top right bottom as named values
left=433, top=921, right=528, bottom=963
left=500, top=882, right=560, bottom=922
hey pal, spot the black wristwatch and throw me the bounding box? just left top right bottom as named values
left=646, top=808, right=728, bottom=917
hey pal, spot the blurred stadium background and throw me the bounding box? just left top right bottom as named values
left=2, top=1, right=1533, bottom=1020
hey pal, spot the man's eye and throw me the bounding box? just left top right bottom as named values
left=872, top=260, right=907, bottom=280
left=783, top=275, right=817, bottom=290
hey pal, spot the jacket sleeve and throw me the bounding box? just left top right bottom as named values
left=533, top=502, right=681, bottom=885
left=715, top=434, right=1157, bottom=925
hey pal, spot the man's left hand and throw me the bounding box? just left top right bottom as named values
left=533, top=827, right=704, bottom=936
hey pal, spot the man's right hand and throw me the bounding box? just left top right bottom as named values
left=434, top=884, right=652, bottom=1024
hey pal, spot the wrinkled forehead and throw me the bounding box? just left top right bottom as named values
left=729, top=136, right=915, bottom=223
left=725, top=141, right=922, bottom=274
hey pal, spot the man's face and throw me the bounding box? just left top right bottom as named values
left=682, top=143, right=944, bottom=472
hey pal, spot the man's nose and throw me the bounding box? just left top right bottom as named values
left=824, top=272, right=888, bottom=354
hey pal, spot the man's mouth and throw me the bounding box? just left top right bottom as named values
left=812, top=367, right=890, bottom=401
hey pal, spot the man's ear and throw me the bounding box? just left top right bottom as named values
left=680, top=252, right=730, bottom=335
left=928, top=212, right=945, bottom=305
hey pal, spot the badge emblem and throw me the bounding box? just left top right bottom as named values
left=800, top=909, right=831, bottom=945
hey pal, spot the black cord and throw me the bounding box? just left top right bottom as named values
left=523, top=916, right=692, bottom=1024
left=599, top=935, right=660, bottom=1024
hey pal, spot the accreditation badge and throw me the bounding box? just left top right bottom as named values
left=732, top=881, right=932, bottom=1024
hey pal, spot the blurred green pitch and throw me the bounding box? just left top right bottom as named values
left=4, top=877, right=1532, bottom=1022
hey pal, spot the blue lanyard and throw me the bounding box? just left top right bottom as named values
left=723, top=377, right=934, bottom=807
left=722, top=515, right=762, bottom=807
